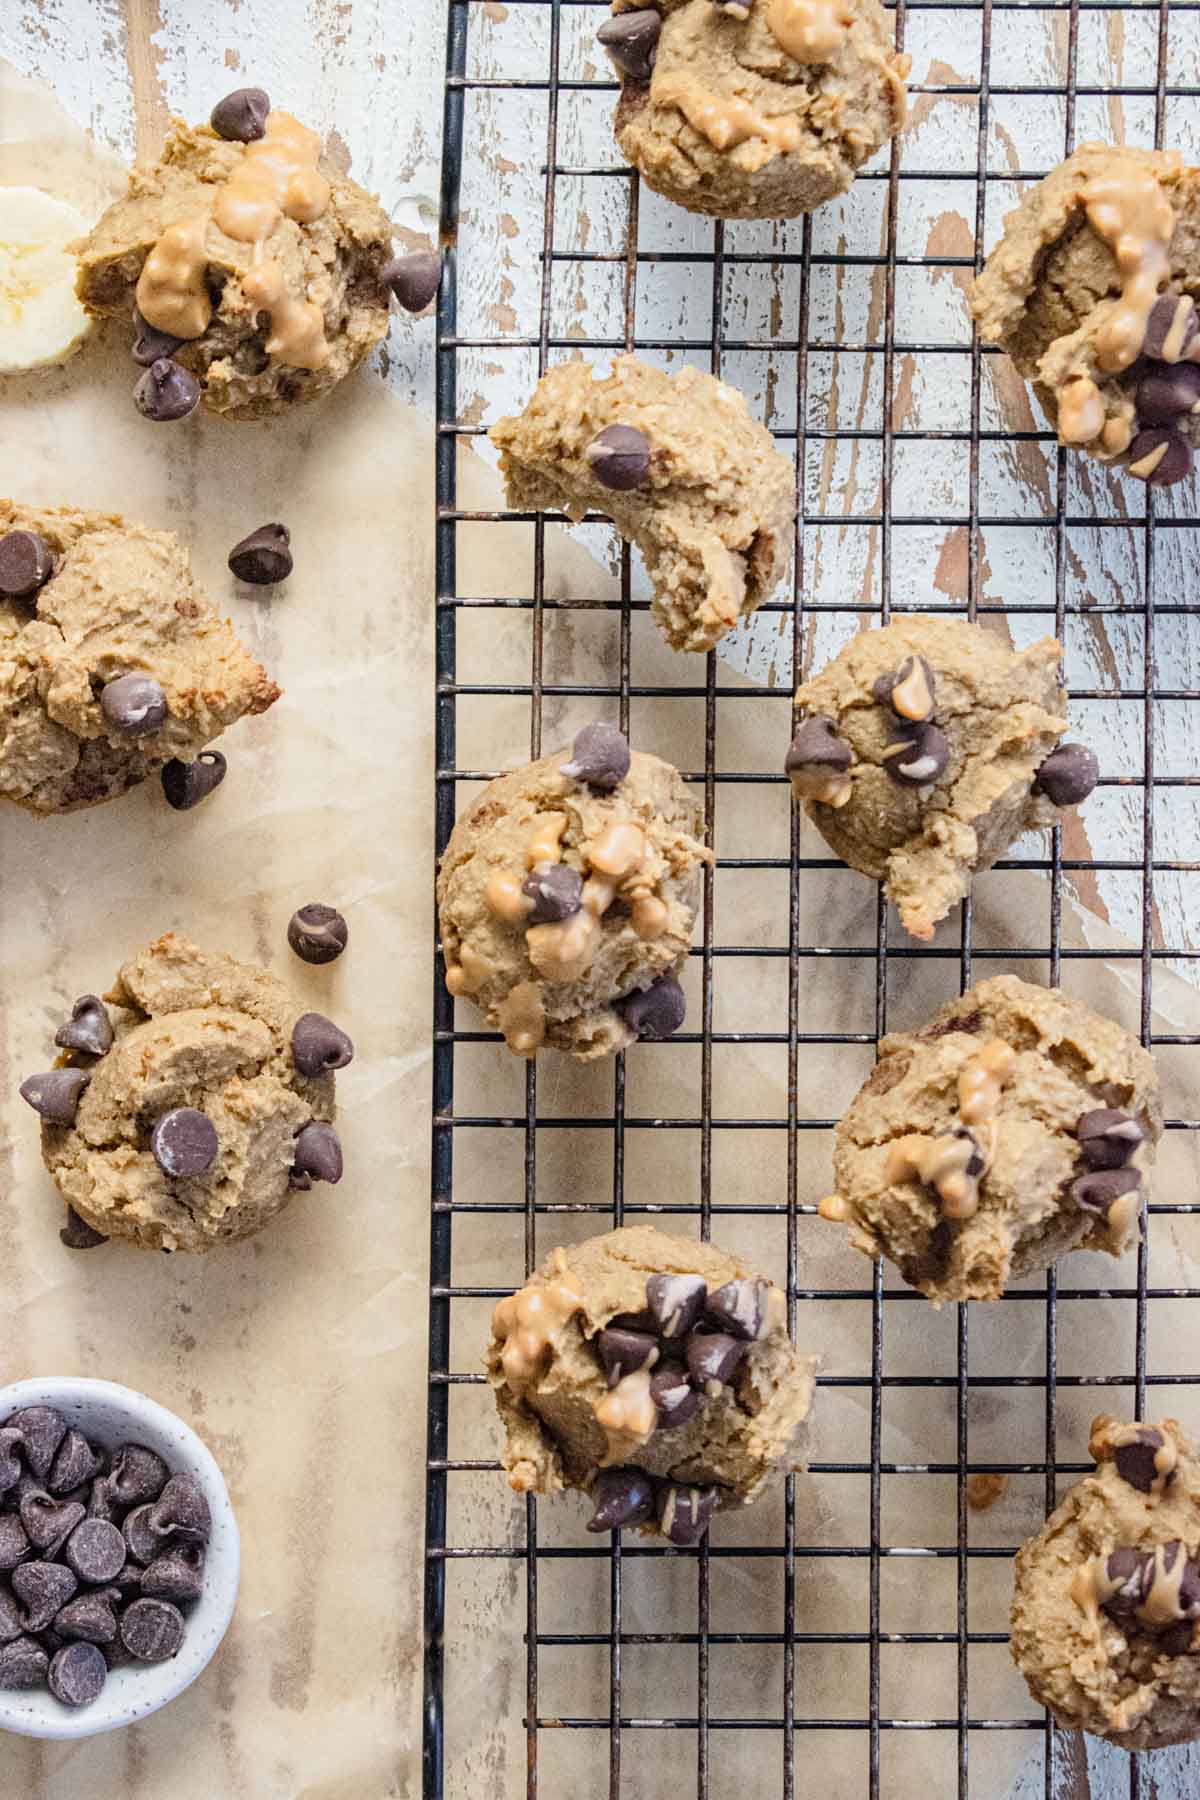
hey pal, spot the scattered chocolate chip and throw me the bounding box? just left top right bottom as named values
left=1142, top=293, right=1198, bottom=361
left=0, top=1588, right=21, bottom=1643
left=140, top=1543, right=205, bottom=1604
left=151, top=1108, right=219, bottom=1179
left=86, top=1477, right=120, bottom=1524
left=1113, top=1428, right=1168, bottom=1496
left=586, top=1467, right=656, bottom=1532
left=120, top=1597, right=185, bottom=1663
left=705, top=1278, right=771, bottom=1342
left=100, top=672, right=167, bottom=736
left=597, top=1327, right=659, bottom=1387
left=13, top=1562, right=77, bottom=1634
left=521, top=862, right=583, bottom=925
left=1100, top=1546, right=1150, bottom=1619
left=48, top=1432, right=100, bottom=1499
left=560, top=721, right=631, bottom=792
left=685, top=1331, right=747, bottom=1390
left=584, top=423, right=651, bottom=491
left=292, top=1012, right=354, bottom=1077
left=0, top=1431, right=22, bottom=1494
left=659, top=1482, right=720, bottom=1547
left=0, top=529, right=55, bottom=600
left=619, top=974, right=686, bottom=1041
left=134, top=356, right=201, bottom=423
left=60, top=1207, right=106, bottom=1258
left=19, top=1068, right=89, bottom=1126
left=873, top=655, right=936, bottom=723
left=210, top=86, right=270, bottom=142
left=54, top=1590, right=120, bottom=1646
left=1033, top=741, right=1099, bottom=808
left=784, top=715, right=852, bottom=781
left=287, top=903, right=349, bottom=965
left=108, top=1445, right=168, bottom=1509
left=0, top=1637, right=49, bottom=1690
left=5, top=1410, right=68, bottom=1483
left=381, top=250, right=442, bottom=314
left=64, top=1519, right=125, bottom=1585
left=228, top=522, right=292, bottom=585
left=1072, top=1166, right=1141, bottom=1220
left=48, top=1639, right=107, bottom=1707
left=1127, top=426, right=1193, bottom=486
left=131, top=308, right=185, bottom=367
left=1076, top=1108, right=1144, bottom=1172
left=649, top=1364, right=702, bottom=1431
left=122, top=1504, right=161, bottom=1567
left=1136, top=361, right=1200, bottom=427
left=0, top=1516, right=30, bottom=1571
left=20, top=1493, right=84, bottom=1559
left=882, top=720, right=950, bottom=789
left=645, top=1272, right=707, bottom=1339
left=161, top=750, right=227, bottom=811
left=596, top=8, right=661, bottom=81
left=290, top=1121, right=343, bottom=1187
left=53, top=995, right=113, bottom=1060
left=148, top=1473, right=211, bottom=1544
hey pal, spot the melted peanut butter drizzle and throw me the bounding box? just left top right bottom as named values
left=524, top=813, right=568, bottom=867
left=485, top=868, right=534, bottom=926
left=795, top=769, right=853, bottom=808
left=242, top=257, right=330, bottom=370
left=496, top=981, right=546, bottom=1056
left=522, top=818, right=654, bottom=983
left=135, top=216, right=212, bottom=339
left=766, top=0, right=852, bottom=62
left=594, top=1367, right=658, bottom=1466
left=958, top=1038, right=1016, bottom=1125
left=884, top=1038, right=1014, bottom=1219
left=1058, top=375, right=1106, bottom=447
left=213, top=111, right=330, bottom=241
left=1091, top=1414, right=1179, bottom=1496
left=653, top=74, right=803, bottom=159
left=492, top=1264, right=583, bottom=1391
left=1081, top=165, right=1177, bottom=374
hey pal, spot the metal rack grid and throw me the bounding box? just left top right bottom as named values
left=424, top=1, right=1200, bottom=1795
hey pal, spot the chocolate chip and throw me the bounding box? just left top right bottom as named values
left=86, top=1476, right=120, bottom=1524
left=0, top=1588, right=21, bottom=1643
left=1113, top=1428, right=1168, bottom=1495
left=619, top=974, right=686, bottom=1041
left=131, top=307, right=185, bottom=366
left=596, top=9, right=661, bottom=81
left=1179, top=1557, right=1200, bottom=1618
left=102, top=1636, right=134, bottom=1672
left=645, top=1273, right=707, bottom=1339
left=1127, top=426, right=1193, bottom=486
left=210, top=86, right=270, bottom=142
left=134, top=356, right=201, bottom=422
left=48, top=1639, right=106, bottom=1707
left=1158, top=1618, right=1196, bottom=1656
left=54, top=995, right=113, bottom=1060
left=151, top=1108, right=218, bottom=1178
left=0, top=529, right=55, bottom=600
left=0, top=1431, right=24, bottom=1494
left=1100, top=1546, right=1150, bottom=1618
left=108, top=1445, right=168, bottom=1509
left=54, top=1590, right=120, bottom=1645
left=381, top=250, right=442, bottom=314
left=148, top=1473, right=211, bottom=1543
left=0, top=1516, right=29, bottom=1571
left=882, top=720, right=950, bottom=789
left=100, top=672, right=167, bottom=736
left=522, top=863, right=583, bottom=925
left=65, top=1519, right=125, bottom=1585
left=1072, top=1166, right=1141, bottom=1219
left=873, top=655, right=936, bottom=723
left=560, top=721, right=631, bottom=792
left=649, top=1364, right=702, bottom=1431
left=685, top=1331, right=747, bottom=1390
left=1142, top=293, right=1198, bottom=361
left=140, top=1542, right=205, bottom=1604
left=1033, top=741, right=1099, bottom=808
left=584, top=424, right=651, bottom=491
left=120, top=1597, right=185, bottom=1663
left=19, top=1068, right=89, bottom=1125
left=597, top=1328, right=659, bottom=1387
left=784, top=715, right=852, bottom=780
left=705, top=1278, right=771, bottom=1342
left=1136, top=361, right=1200, bottom=427
left=19, top=1493, right=84, bottom=1559
left=13, top=1562, right=77, bottom=1633
left=287, top=903, right=349, bottom=964
left=122, top=1504, right=161, bottom=1566
left=290, top=1121, right=343, bottom=1188
left=0, top=1637, right=48, bottom=1689
left=587, top=1467, right=656, bottom=1532
left=48, top=1431, right=100, bottom=1498
left=161, top=750, right=227, bottom=811
left=5, top=1409, right=68, bottom=1482
left=292, top=1011, right=354, bottom=1076
left=1076, top=1108, right=1144, bottom=1171
left=658, top=1482, right=719, bottom=1547
left=228, top=522, right=292, bottom=585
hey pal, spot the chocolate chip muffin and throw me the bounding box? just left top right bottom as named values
left=822, top=975, right=1162, bottom=1303
left=490, top=355, right=796, bottom=653
left=972, top=143, right=1200, bottom=487
left=22, top=934, right=351, bottom=1254
left=600, top=0, right=909, bottom=220
left=787, top=617, right=1094, bottom=940
left=488, top=1225, right=817, bottom=1542
left=1012, top=1416, right=1200, bottom=1748
left=0, top=500, right=278, bottom=815
left=437, top=724, right=710, bottom=1059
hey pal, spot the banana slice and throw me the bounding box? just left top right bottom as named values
left=0, top=186, right=93, bottom=373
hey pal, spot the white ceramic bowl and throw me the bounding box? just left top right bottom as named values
left=0, top=1376, right=239, bottom=1739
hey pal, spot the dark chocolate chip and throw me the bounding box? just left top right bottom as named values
left=1136, top=360, right=1200, bottom=426
left=1100, top=1546, right=1150, bottom=1619
left=134, top=357, right=201, bottom=423
left=65, top=1519, right=125, bottom=1585
left=131, top=307, right=185, bottom=367
left=619, top=974, right=686, bottom=1041
left=381, top=250, right=442, bottom=314
left=645, top=1273, right=707, bottom=1339
left=102, top=1635, right=135, bottom=1671
left=1158, top=1618, right=1196, bottom=1656
left=596, top=9, right=661, bottom=81
left=0, top=1636, right=49, bottom=1690
left=1127, top=426, right=1193, bottom=486
left=784, top=714, right=851, bottom=782
left=100, top=672, right=167, bottom=736
left=1072, top=1166, right=1141, bottom=1220
left=108, top=1445, right=168, bottom=1508
left=85, top=1476, right=120, bottom=1524
left=597, top=1327, right=659, bottom=1387
left=140, top=1542, right=205, bottom=1604
left=151, top=1108, right=219, bottom=1178
left=0, top=529, right=55, bottom=600
left=872, top=654, right=936, bottom=723
left=48, top=1639, right=107, bottom=1707
left=19, top=1068, right=89, bottom=1126
left=20, top=1493, right=84, bottom=1559
left=0, top=1430, right=23, bottom=1494
left=1113, top=1428, right=1168, bottom=1495
left=1179, top=1557, right=1200, bottom=1618
left=210, top=86, right=270, bottom=143
left=228, top=522, right=292, bottom=585
left=13, top=1562, right=77, bottom=1633
left=161, top=750, right=227, bottom=811
left=705, top=1278, right=771, bottom=1342
left=1142, top=293, right=1198, bottom=361
left=292, top=1012, right=354, bottom=1076
left=585, top=423, right=651, bottom=491
left=0, top=1587, right=21, bottom=1643
left=290, top=1121, right=343, bottom=1187
left=1076, top=1108, right=1144, bottom=1172
left=54, top=1590, right=121, bottom=1645
left=658, top=1482, right=719, bottom=1547
left=649, top=1364, right=702, bottom=1431
left=148, top=1473, right=211, bottom=1543
left=586, top=1467, right=656, bottom=1532
left=54, top=995, right=113, bottom=1059
left=5, top=1409, right=68, bottom=1482
left=120, top=1597, right=185, bottom=1663
left=685, top=1330, right=747, bottom=1390
left=48, top=1431, right=100, bottom=1498
left=560, top=721, right=631, bottom=792
left=287, top=903, right=349, bottom=965
left=882, top=720, right=950, bottom=789
left=521, top=863, right=583, bottom=925
left=1033, top=741, right=1099, bottom=808
left=122, top=1504, right=161, bottom=1566
left=0, top=1515, right=29, bottom=1571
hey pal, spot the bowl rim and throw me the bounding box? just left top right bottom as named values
left=0, top=1375, right=239, bottom=1740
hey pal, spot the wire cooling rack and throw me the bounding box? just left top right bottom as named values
left=425, top=1, right=1200, bottom=1795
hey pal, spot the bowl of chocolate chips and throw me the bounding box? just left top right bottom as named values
left=0, top=1377, right=238, bottom=1738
